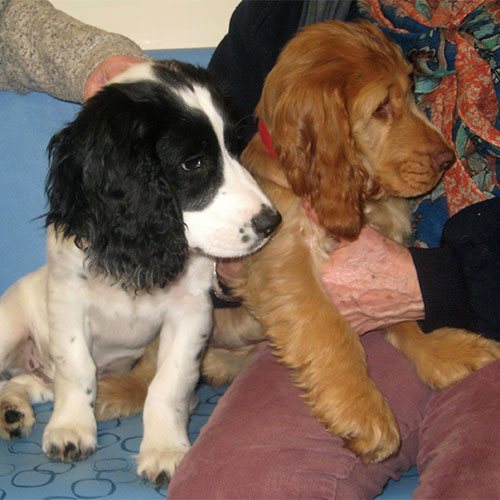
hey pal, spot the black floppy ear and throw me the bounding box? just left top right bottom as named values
left=46, top=123, right=91, bottom=245
left=46, top=84, right=189, bottom=290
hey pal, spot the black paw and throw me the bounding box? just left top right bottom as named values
left=4, top=409, right=23, bottom=425
left=155, top=471, right=171, bottom=486
left=1, top=404, right=29, bottom=440
left=141, top=470, right=171, bottom=486
left=47, top=442, right=96, bottom=462
left=4, top=408, right=24, bottom=440
left=8, top=427, right=22, bottom=440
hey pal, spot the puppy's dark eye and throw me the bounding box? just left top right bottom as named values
left=408, top=71, right=416, bottom=92
left=180, top=155, right=203, bottom=171
left=373, top=95, right=391, bottom=119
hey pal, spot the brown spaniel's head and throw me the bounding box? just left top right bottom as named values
left=257, top=20, right=455, bottom=239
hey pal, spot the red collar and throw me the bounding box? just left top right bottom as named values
left=257, top=120, right=321, bottom=227
left=257, top=120, right=279, bottom=159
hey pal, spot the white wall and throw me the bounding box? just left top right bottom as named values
left=51, top=0, right=241, bottom=49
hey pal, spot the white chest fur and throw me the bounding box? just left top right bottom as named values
left=46, top=231, right=214, bottom=372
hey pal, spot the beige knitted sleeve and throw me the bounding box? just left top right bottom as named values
left=0, top=0, right=146, bottom=102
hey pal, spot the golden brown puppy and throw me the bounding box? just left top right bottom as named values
left=95, top=21, right=500, bottom=464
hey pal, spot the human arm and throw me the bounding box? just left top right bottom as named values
left=322, top=198, right=500, bottom=340
left=83, top=54, right=147, bottom=101
left=208, top=0, right=305, bottom=149
left=414, top=197, right=500, bottom=339
left=321, top=225, right=425, bottom=335
left=0, top=0, right=146, bottom=102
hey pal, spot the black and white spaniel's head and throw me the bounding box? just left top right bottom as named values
left=46, top=60, right=280, bottom=290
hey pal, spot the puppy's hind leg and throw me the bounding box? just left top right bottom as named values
left=95, top=338, right=158, bottom=421
left=0, top=268, right=53, bottom=440
left=201, top=345, right=257, bottom=386
left=386, top=321, right=500, bottom=389
left=201, top=305, right=263, bottom=386
left=95, top=305, right=263, bottom=422
left=0, top=374, right=53, bottom=440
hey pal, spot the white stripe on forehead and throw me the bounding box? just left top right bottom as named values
left=107, top=62, right=157, bottom=85
left=107, top=61, right=227, bottom=150
left=177, top=85, right=226, bottom=146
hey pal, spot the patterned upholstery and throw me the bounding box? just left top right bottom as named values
left=359, top=0, right=500, bottom=247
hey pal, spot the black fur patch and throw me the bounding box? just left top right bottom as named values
left=4, top=409, right=23, bottom=424
left=45, top=61, right=235, bottom=291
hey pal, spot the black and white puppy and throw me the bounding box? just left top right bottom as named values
left=0, top=60, right=280, bottom=484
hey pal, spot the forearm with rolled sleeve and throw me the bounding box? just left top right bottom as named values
left=0, top=0, right=145, bottom=102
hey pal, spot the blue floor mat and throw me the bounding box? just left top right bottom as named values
left=0, top=384, right=226, bottom=499
left=376, top=467, right=418, bottom=499
left=0, top=382, right=418, bottom=499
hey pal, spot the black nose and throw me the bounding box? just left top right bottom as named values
left=251, top=205, right=282, bottom=237
left=434, top=149, right=455, bottom=171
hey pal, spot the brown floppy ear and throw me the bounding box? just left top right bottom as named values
left=267, top=81, right=368, bottom=240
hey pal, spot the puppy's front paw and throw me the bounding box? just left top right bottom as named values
left=387, top=325, right=500, bottom=390
left=342, top=396, right=400, bottom=464
left=427, top=330, right=500, bottom=390
left=0, top=398, right=35, bottom=440
left=137, top=446, right=189, bottom=485
left=311, top=383, right=400, bottom=464
left=42, top=425, right=97, bottom=462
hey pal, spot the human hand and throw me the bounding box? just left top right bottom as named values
left=322, top=225, right=425, bottom=335
left=216, top=259, right=243, bottom=284
left=84, top=55, right=147, bottom=101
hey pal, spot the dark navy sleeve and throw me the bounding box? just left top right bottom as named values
left=411, top=197, right=500, bottom=340
left=208, top=0, right=304, bottom=149
left=208, top=0, right=358, bottom=150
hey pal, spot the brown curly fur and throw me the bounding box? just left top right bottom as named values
left=95, top=21, right=500, bottom=464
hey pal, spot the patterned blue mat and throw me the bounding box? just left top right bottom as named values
left=0, top=381, right=417, bottom=499
left=0, top=384, right=226, bottom=499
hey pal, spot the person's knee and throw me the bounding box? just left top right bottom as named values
left=169, top=338, right=427, bottom=499
left=416, top=359, right=500, bottom=499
